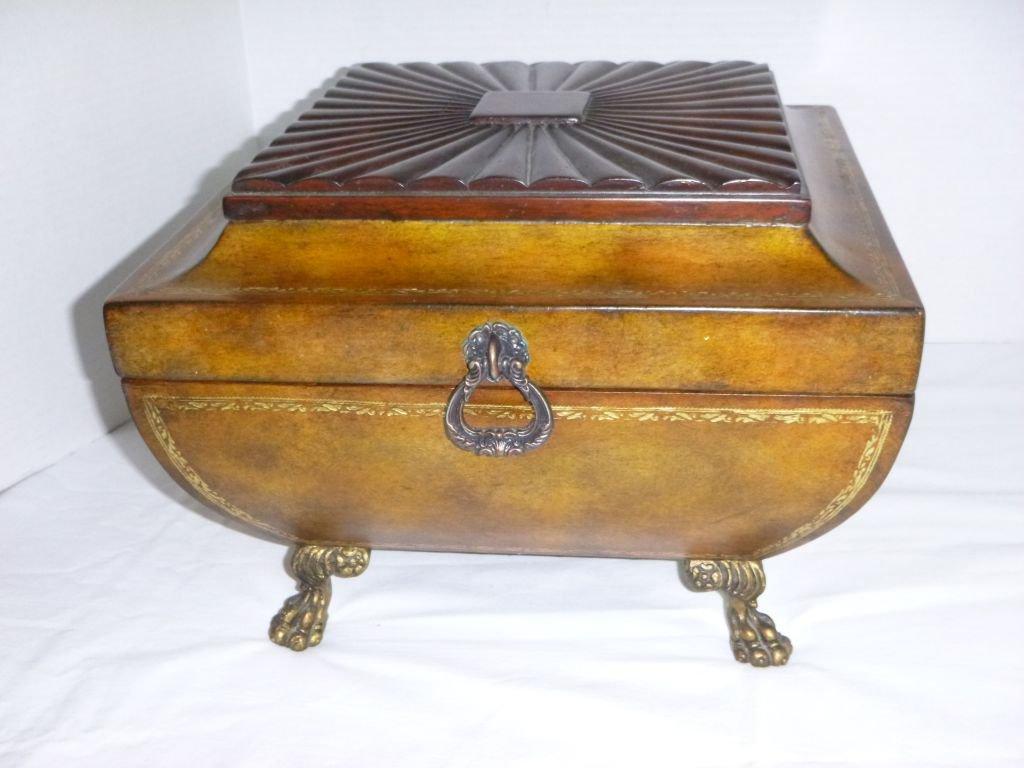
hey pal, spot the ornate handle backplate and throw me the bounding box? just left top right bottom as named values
left=444, top=322, right=553, bottom=457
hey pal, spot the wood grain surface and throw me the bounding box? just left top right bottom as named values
left=225, top=61, right=808, bottom=224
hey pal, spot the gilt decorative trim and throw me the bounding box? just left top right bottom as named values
left=142, top=397, right=280, bottom=539
left=814, top=108, right=899, bottom=296
left=225, top=284, right=887, bottom=301
left=142, top=395, right=890, bottom=556
left=755, top=415, right=891, bottom=556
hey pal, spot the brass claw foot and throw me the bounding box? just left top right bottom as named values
left=270, top=582, right=330, bottom=651
left=681, top=558, right=792, bottom=667
left=270, top=545, right=370, bottom=651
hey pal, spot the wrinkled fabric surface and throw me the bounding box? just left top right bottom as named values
left=1, top=343, right=1021, bottom=767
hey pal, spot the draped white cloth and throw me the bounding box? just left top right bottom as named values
left=1, top=342, right=1021, bottom=767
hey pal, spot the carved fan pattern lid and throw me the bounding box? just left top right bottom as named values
left=225, top=61, right=809, bottom=223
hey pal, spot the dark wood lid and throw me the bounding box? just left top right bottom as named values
left=225, top=61, right=809, bottom=224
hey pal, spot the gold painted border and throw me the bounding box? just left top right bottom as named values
left=129, top=206, right=224, bottom=293
left=223, top=283, right=887, bottom=301
left=143, top=395, right=891, bottom=557
left=816, top=108, right=899, bottom=296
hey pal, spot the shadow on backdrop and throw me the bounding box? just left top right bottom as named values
left=70, top=68, right=347, bottom=543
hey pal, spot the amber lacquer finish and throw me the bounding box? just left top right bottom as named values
left=103, top=93, right=924, bottom=662
left=106, top=223, right=921, bottom=396
left=106, top=106, right=923, bottom=399
left=126, top=380, right=911, bottom=560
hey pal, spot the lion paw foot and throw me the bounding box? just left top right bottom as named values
left=269, top=588, right=328, bottom=652
left=730, top=606, right=792, bottom=667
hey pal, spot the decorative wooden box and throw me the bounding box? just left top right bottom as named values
left=105, top=61, right=923, bottom=666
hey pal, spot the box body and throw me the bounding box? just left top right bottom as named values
left=128, top=381, right=910, bottom=559
left=105, top=64, right=922, bottom=562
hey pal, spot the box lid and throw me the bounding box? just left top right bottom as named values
left=224, top=61, right=809, bottom=224
left=107, top=76, right=923, bottom=397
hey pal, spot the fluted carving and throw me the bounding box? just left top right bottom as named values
left=232, top=61, right=802, bottom=194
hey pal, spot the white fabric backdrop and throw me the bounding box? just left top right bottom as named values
left=1, top=342, right=1021, bottom=766
left=238, top=0, right=1024, bottom=346
left=4, top=0, right=1022, bottom=537
left=0, top=0, right=254, bottom=490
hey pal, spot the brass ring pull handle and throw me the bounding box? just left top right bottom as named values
left=444, top=322, right=553, bottom=457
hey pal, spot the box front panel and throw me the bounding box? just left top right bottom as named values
left=127, top=381, right=911, bottom=560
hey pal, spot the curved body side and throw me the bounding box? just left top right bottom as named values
left=125, top=380, right=912, bottom=560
